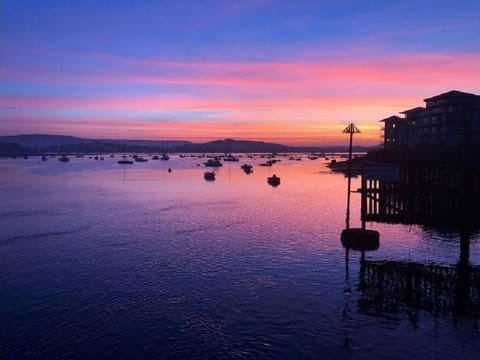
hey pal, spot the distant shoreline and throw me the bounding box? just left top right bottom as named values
left=0, top=134, right=377, bottom=157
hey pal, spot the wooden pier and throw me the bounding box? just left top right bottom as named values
left=361, top=165, right=480, bottom=227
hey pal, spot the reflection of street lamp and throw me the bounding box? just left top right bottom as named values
left=341, top=123, right=379, bottom=252
left=342, top=123, right=360, bottom=229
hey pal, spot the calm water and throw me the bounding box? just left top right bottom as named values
left=1, top=155, right=479, bottom=359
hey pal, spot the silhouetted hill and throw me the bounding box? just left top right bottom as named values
left=0, top=134, right=376, bottom=156
left=0, top=134, right=192, bottom=149
left=0, top=143, right=31, bottom=157
left=178, top=138, right=290, bottom=153
left=97, top=139, right=192, bottom=148
left=0, top=134, right=88, bottom=148
left=177, top=139, right=375, bottom=153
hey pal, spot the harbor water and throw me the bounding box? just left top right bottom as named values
left=1, top=155, right=479, bottom=359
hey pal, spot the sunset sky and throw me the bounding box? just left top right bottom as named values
left=1, top=0, right=479, bottom=145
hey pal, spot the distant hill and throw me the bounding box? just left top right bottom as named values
left=0, top=134, right=377, bottom=156
left=177, top=138, right=290, bottom=153
left=0, top=134, right=88, bottom=148
left=0, top=142, right=32, bottom=157
left=97, top=139, right=193, bottom=148
left=0, top=134, right=192, bottom=149
left=177, top=139, right=375, bottom=153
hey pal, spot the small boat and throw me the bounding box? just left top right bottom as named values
left=241, top=164, right=253, bottom=174
left=204, top=159, right=223, bottom=167
left=152, top=155, right=160, bottom=160
left=118, top=159, right=134, bottom=164
left=204, top=171, right=215, bottom=181
left=58, top=155, right=70, bottom=162
left=160, top=154, right=170, bottom=160
left=267, top=174, right=280, bottom=186
left=135, top=157, right=148, bottom=162
left=41, top=155, right=48, bottom=161
left=224, top=154, right=239, bottom=162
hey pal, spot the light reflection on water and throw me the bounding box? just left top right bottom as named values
left=1, top=155, right=479, bottom=359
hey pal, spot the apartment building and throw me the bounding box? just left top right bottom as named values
left=381, top=90, right=480, bottom=149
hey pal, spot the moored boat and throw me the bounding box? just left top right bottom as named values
left=267, top=174, right=280, bottom=186
left=224, top=154, right=239, bottom=162
left=204, top=171, right=216, bottom=181
left=204, top=158, right=223, bottom=167
left=241, top=164, right=253, bottom=174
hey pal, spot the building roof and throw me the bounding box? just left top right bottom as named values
left=424, top=90, right=480, bottom=102
left=379, top=115, right=404, bottom=122
left=400, top=107, right=424, bottom=114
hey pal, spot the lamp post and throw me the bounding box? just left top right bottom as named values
left=340, top=123, right=379, bottom=252
left=343, top=123, right=360, bottom=229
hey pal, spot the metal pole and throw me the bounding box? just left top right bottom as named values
left=346, top=131, right=353, bottom=229
left=342, top=123, right=360, bottom=230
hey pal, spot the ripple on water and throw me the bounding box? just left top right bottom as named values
left=1, top=160, right=480, bottom=358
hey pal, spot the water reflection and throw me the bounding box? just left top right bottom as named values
left=342, top=164, right=480, bottom=345
left=341, top=249, right=480, bottom=359
left=352, top=255, right=480, bottom=322
left=1, top=156, right=480, bottom=358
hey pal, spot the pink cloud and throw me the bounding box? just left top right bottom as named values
left=1, top=92, right=422, bottom=112
left=3, top=52, right=478, bottom=94
left=2, top=47, right=479, bottom=145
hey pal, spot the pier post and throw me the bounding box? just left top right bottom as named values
left=361, top=175, right=367, bottom=230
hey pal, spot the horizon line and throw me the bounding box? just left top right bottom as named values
left=0, top=133, right=379, bottom=148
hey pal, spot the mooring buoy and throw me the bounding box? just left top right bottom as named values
left=341, top=228, right=380, bottom=251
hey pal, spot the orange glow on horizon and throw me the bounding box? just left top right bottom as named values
left=1, top=114, right=381, bottom=146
